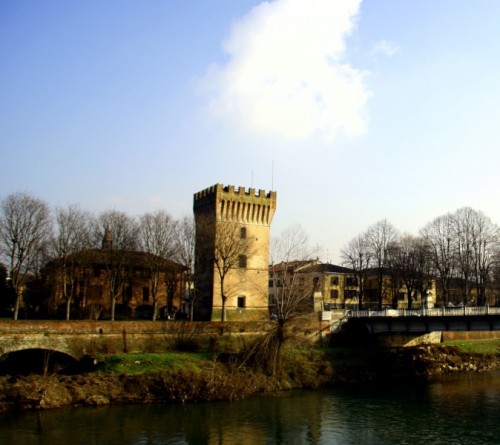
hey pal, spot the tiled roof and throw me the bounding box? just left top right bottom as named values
left=298, top=263, right=354, bottom=274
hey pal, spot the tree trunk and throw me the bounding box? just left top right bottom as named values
left=220, top=275, right=226, bottom=322
left=221, top=296, right=226, bottom=322
left=377, top=273, right=383, bottom=310
left=152, top=299, right=158, bottom=321
left=13, top=292, right=20, bottom=320
left=65, top=297, right=71, bottom=321
left=189, top=297, right=194, bottom=321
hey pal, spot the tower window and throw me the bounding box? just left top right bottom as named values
left=239, top=255, right=247, bottom=268
left=240, top=227, right=247, bottom=239
left=237, top=296, right=246, bottom=308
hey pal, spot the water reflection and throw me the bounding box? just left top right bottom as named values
left=1, top=372, right=500, bottom=444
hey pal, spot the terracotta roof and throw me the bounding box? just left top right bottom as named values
left=297, top=263, right=354, bottom=274
left=269, top=260, right=318, bottom=273
left=46, top=248, right=185, bottom=271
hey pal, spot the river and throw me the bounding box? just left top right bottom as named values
left=1, top=372, right=500, bottom=444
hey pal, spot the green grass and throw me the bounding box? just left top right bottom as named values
left=442, top=339, right=500, bottom=355
left=94, top=352, right=215, bottom=375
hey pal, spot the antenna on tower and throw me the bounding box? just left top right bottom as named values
left=271, top=160, right=275, bottom=190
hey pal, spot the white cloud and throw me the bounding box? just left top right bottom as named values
left=371, top=39, right=400, bottom=57
left=202, top=0, right=369, bottom=142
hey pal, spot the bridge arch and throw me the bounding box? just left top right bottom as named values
left=0, top=348, right=80, bottom=375
left=0, top=336, right=87, bottom=361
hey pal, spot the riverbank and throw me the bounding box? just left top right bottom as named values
left=1, top=344, right=499, bottom=412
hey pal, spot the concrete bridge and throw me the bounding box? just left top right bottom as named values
left=340, top=307, right=500, bottom=346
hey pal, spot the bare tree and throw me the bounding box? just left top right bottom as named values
left=0, top=192, right=52, bottom=319
left=468, top=209, right=499, bottom=305
left=420, top=213, right=456, bottom=306
left=174, top=215, right=196, bottom=320
left=421, top=208, right=499, bottom=306
left=214, top=220, right=254, bottom=322
left=271, top=224, right=311, bottom=265
left=387, top=234, right=433, bottom=309
left=96, top=210, right=139, bottom=321
left=52, top=205, right=94, bottom=320
left=242, top=224, right=315, bottom=375
left=341, top=233, right=371, bottom=310
left=269, top=224, right=316, bottom=321
left=453, top=207, right=478, bottom=305
left=194, top=215, right=254, bottom=321
left=366, top=219, right=399, bottom=309
left=139, top=210, right=177, bottom=320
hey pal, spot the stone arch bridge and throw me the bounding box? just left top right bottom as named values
left=0, top=320, right=273, bottom=361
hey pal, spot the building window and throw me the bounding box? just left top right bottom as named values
left=143, top=287, right=150, bottom=302
left=344, top=289, right=358, bottom=299
left=330, top=289, right=339, bottom=299
left=269, top=280, right=274, bottom=287
left=240, top=227, right=247, bottom=239
left=125, top=285, right=133, bottom=303
left=346, top=277, right=358, bottom=287
left=312, top=277, right=319, bottom=291
left=330, top=276, right=339, bottom=285
left=237, top=295, right=246, bottom=308
left=239, top=255, right=247, bottom=268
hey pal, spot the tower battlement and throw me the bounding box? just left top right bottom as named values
left=194, top=183, right=276, bottom=200
left=193, top=183, right=276, bottom=225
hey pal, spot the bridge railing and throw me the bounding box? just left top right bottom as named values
left=346, top=306, right=500, bottom=318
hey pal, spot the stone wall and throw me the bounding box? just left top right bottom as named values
left=0, top=319, right=329, bottom=360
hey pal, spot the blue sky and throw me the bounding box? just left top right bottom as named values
left=2, top=0, right=500, bottom=262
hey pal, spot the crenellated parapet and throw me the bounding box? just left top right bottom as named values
left=193, top=183, right=276, bottom=225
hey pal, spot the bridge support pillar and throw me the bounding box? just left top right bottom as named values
left=374, top=331, right=442, bottom=348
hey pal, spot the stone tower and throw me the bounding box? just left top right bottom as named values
left=193, top=184, right=277, bottom=321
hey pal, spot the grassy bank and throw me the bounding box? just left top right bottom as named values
left=94, top=339, right=500, bottom=379
left=442, top=339, right=500, bottom=355
left=0, top=348, right=342, bottom=412
left=94, top=352, right=214, bottom=375
left=93, top=348, right=366, bottom=383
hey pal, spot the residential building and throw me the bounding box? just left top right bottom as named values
left=274, top=262, right=438, bottom=314
left=268, top=260, right=320, bottom=315
left=362, top=268, right=437, bottom=309
left=293, top=263, right=359, bottom=310
left=43, top=241, right=186, bottom=320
